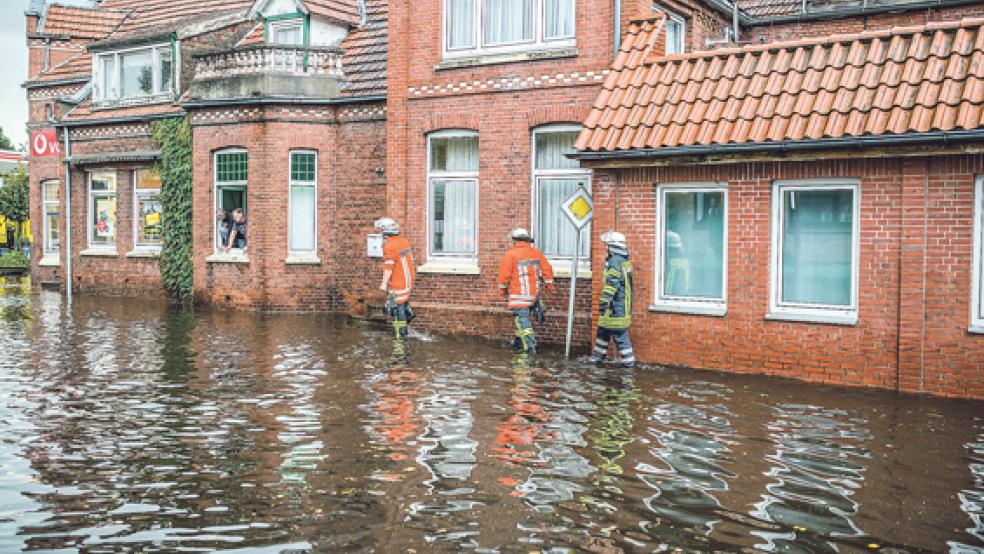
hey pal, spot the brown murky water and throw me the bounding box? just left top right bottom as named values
left=0, top=276, right=982, bottom=553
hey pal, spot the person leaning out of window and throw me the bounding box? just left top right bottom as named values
left=222, top=208, right=247, bottom=253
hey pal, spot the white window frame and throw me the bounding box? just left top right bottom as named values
left=288, top=150, right=318, bottom=256
left=87, top=171, right=117, bottom=251
left=530, top=124, right=590, bottom=271
left=92, top=43, right=175, bottom=103
left=426, top=130, right=479, bottom=264
left=971, top=176, right=984, bottom=333
left=213, top=149, right=248, bottom=255
left=442, top=0, right=576, bottom=59
left=42, top=180, right=60, bottom=259
left=269, top=19, right=305, bottom=45
left=653, top=182, right=728, bottom=316
left=655, top=7, right=685, bottom=55
left=768, top=178, right=861, bottom=325
left=132, top=169, right=162, bottom=251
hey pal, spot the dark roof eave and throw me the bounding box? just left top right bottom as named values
left=69, top=150, right=162, bottom=166
left=89, top=33, right=177, bottom=53
left=745, top=0, right=982, bottom=25
left=568, top=129, right=984, bottom=162
left=56, top=112, right=184, bottom=128
left=23, top=78, right=89, bottom=90
left=180, top=94, right=387, bottom=108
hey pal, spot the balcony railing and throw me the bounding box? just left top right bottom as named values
left=193, top=45, right=344, bottom=81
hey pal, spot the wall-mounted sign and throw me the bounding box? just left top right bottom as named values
left=30, top=129, right=60, bottom=157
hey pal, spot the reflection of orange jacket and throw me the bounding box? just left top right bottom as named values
left=497, top=242, right=554, bottom=309
left=383, top=236, right=415, bottom=304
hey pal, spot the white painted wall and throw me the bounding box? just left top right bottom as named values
left=261, top=0, right=301, bottom=17
left=310, top=18, right=348, bottom=47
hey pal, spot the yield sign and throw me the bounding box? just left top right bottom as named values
left=561, top=186, right=593, bottom=229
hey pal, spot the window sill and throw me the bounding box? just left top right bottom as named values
left=417, top=262, right=481, bottom=275
left=80, top=249, right=118, bottom=258
left=206, top=253, right=249, bottom=264
left=765, top=311, right=858, bottom=326
left=38, top=256, right=60, bottom=267
left=969, top=324, right=984, bottom=335
left=92, top=93, right=175, bottom=111
left=436, top=47, right=579, bottom=71
left=552, top=266, right=592, bottom=279
left=285, top=255, right=321, bottom=265
left=126, top=250, right=160, bottom=259
left=649, top=303, right=727, bottom=317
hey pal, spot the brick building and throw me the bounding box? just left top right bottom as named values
left=24, top=0, right=984, bottom=396
left=25, top=0, right=388, bottom=309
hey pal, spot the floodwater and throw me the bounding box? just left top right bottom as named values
left=0, top=277, right=982, bottom=553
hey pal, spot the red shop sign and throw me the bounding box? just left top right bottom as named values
left=30, top=129, right=60, bottom=157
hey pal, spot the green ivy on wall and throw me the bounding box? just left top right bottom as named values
left=151, top=117, right=194, bottom=303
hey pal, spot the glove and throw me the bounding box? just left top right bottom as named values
left=500, top=287, right=509, bottom=297
left=544, top=283, right=556, bottom=293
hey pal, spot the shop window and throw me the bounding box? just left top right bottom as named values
left=428, top=131, right=478, bottom=261
left=445, top=0, right=574, bottom=55
left=770, top=179, right=860, bottom=324
left=973, top=176, right=984, bottom=332
left=655, top=184, right=727, bottom=315
left=42, top=181, right=60, bottom=258
left=94, top=44, right=174, bottom=103
left=133, top=169, right=163, bottom=249
left=532, top=125, right=590, bottom=263
left=214, top=150, right=248, bottom=253
left=289, top=150, right=317, bottom=255
left=88, top=171, right=117, bottom=249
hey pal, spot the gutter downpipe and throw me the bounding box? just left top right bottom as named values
left=62, top=128, right=72, bottom=303
left=614, top=0, right=621, bottom=58
left=732, top=1, right=740, bottom=43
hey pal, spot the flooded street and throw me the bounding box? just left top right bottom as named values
left=1, top=279, right=982, bottom=553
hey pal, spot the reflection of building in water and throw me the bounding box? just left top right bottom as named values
left=270, top=343, right=328, bottom=483
left=638, top=381, right=737, bottom=549
left=953, top=421, right=984, bottom=551
left=751, top=404, right=872, bottom=552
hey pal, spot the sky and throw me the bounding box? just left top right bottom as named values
left=0, top=0, right=91, bottom=151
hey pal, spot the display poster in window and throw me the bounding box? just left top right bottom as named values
left=94, top=198, right=116, bottom=239
left=140, top=197, right=163, bottom=244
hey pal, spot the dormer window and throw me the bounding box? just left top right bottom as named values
left=270, top=19, right=305, bottom=45
left=93, top=44, right=174, bottom=103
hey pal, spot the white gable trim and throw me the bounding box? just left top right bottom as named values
left=248, top=0, right=309, bottom=19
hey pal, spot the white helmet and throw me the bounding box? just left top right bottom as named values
left=374, top=217, right=400, bottom=236
left=510, top=228, right=533, bottom=242
left=602, top=230, right=627, bottom=249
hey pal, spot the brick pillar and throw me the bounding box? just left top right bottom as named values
left=386, top=0, right=410, bottom=225
left=896, top=158, right=929, bottom=394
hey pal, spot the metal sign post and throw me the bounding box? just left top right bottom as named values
left=560, top=186, right=594, bottom=358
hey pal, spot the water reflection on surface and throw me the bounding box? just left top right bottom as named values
left=0, top=289, right=982, bottom=552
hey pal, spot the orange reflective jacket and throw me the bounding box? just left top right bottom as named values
left=383, top=236, right=415, bottom=304
left=497, top=242, right=554, bottom=309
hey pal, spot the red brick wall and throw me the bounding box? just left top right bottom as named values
left=190, top=106, right=387, bottom=313
left=744, top=4, right=984, bottom=44
left=589, top=154, right=984, bottom=399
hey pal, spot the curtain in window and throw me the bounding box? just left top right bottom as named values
left=290, top=185, right=316, bottom=253
left=159, top=48, right=173, bottom=92
left=535, top=131, right=580, bottom=170
left=544, top=0, right=575, bottom=39
left=431, top=135, right=479, bottom=172
left=483, top=0, right=533, bottom=45
left=781, top=189, right=853, bottom=306
left=448, top=0, right=476, bottom=49
left=120, top=50, right=153, bottom=98
left=663, top=191, right=725, bottom=298
left=433, top=180, right=475, bottom=254
left=100, top=56, right=116, bottom=99
left=538, top=178, right=588, bottom=258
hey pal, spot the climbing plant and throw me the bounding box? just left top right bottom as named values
left=151, top=117, right=194, bottom=303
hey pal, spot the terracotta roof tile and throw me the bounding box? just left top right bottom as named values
left=576, top=17, right=984, bottom=153
left=40, top=5, right=128, bottom=39
left=338, top=0, right=387, bottom=97
left=63, top=99, right=184, bottom=123
left=27, top=52, right=92, bottom=85
left=304, top=0, right=361, bottom=26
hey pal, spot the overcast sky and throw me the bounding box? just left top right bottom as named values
left=0, top=0, right=91, bottom=150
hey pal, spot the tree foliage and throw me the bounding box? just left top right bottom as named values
left=0, top=128, right=15, bottom=151
left=0, top=167, right=29, bottom=250
left=150, top=117, right=194, bottom=303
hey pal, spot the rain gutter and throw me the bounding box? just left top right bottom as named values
left=614, top=0, right=621, bottom=58
left=179, top=95, right=387, bottom=109
left=745, top=0, right=983, bottom=25
left=568, top=130, right=984, bottom=162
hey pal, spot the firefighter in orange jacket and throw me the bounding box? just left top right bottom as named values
left=498, top=228, right=555, bottom=353
left=376, top=218, right=416, bottom=339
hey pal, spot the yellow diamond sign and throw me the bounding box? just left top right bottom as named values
left=561, top=186, right=594, bottom=230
